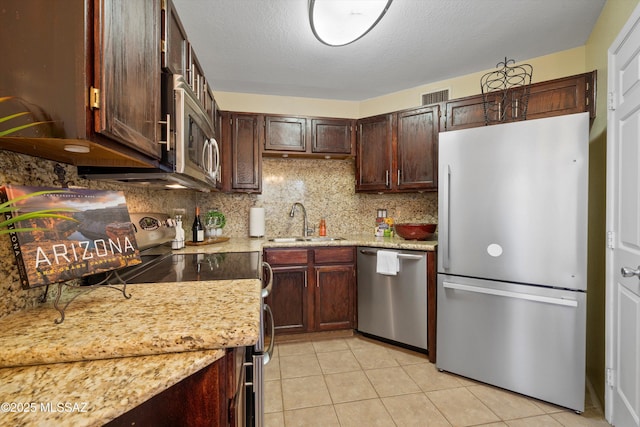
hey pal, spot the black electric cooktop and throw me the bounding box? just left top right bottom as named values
left=85, top=248, right=261, bottom=285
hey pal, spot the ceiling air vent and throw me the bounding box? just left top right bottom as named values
left=421, top=89, right=449, bottom=105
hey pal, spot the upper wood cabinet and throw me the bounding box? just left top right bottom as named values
left=220, top=112, right=262, bottom=193
left=356, top=106, right=438, bottom=193
left=95, top=0, right=161, bottom=160
left=0, top=0, right=163, bottom=167
left=161, top=0, right=188, bottom=76
left=263, top=114, right=355, bottom=158
left=396, top=105, right=439, bottom=191
left=356, top=114, right=394, bottom=192
left=264, top=116, right=307, bottom=152
left=444, top=71, right=596, bottom=131
left=311, top=118, right=354, bottom=155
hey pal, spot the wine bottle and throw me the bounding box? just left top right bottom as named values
left=192, top=207, right=204, bottom=243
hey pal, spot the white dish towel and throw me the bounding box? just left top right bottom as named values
left=376, top=250, right=399, bottom=276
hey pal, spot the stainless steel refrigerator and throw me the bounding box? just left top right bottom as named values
left=436, top=112, right=589, bottom=412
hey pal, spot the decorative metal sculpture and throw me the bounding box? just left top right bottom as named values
left=481, top=58, right=533, bottom=124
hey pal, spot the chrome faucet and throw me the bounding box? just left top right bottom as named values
left=289, top=202, right=312, bottom=237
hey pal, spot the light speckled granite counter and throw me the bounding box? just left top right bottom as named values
left=0, top=279, right=260, bottom=426
left=0, top=349, right=224, bottom=427
left=173, top=234, right=437, bottom=254
left=0, top=280, right=261, bottom=368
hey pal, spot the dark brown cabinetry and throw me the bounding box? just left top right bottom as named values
left=356, top=114, right=393, bottom=192
left=396, top=105, right=439, bottom=190
left=313, top=247, right=357, bottom=331
left=356, top=106, right=438, bottom=193
left=161, top=0, right=188, bottom=76
left=220, top=112, right=262, bottom=193
left=263, top=114, right=355, bottom=158
left=264, top=247, right=356, bottom=335
left=311, top=118, right=354, bottom=155
left=264, top=116, right=307, bottom=153
left=0, top=0, right=162, bottom=166
left=444, top=71, right=596, bottom=131
left=106, top=348, right=241, bottom=427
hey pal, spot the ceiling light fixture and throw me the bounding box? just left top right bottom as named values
left=309, top=0, right=393, bottom=47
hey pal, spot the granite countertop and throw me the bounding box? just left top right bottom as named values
left=0, top=279, right=260, bottom=426
left=173, top=234, right=437, bottom=254
left=0, top=349, right=225, bottom=427
left=0, top=234, right=435, bottom=426
left=0, top=280, right=261, bottom=368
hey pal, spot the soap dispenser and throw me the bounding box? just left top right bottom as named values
left=319, top=218, right=327, bottom=236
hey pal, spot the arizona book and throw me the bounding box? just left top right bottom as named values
left=0, top=185, right=141, bottom=289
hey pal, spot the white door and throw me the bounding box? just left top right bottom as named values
left=607, top=4, right=640, bottom=426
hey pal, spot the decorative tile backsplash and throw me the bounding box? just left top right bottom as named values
left=0, top=151, right=436, bottom=318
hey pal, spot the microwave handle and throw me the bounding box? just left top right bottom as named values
left=210, top=138, right=220, bottom=180
left=202, top=139, right=213, bottom=174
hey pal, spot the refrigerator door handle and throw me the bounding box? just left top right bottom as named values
left=442, top=165, right=451, bottom=269
left=442, top=282, right=579, bottom=307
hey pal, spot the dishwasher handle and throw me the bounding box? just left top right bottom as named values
left=359, top=249, right=423, bottom=260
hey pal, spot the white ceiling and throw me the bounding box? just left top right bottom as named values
left=172, top=0, right=606, bottom=102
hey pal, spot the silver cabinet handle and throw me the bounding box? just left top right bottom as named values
left=385, top=170, right=390, bottom=188
left=443, top=282, right=578, bottom=307
left=158, top=114, right=171, bottom=151
left=621, top=265, right=640, bottom=278
left=397, top=169, right=401, bottom=186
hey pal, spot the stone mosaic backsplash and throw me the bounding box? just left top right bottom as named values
left=0, top=151, right=437, bottom=318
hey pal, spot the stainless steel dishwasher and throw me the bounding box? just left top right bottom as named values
left=357, top=247, right=428, bottom=351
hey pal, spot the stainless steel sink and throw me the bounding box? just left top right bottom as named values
left=268, top=237, right=307, bottom=242
left=305, top=237, right=345, bottom=242
left=267, top=236, right=345, bottom=243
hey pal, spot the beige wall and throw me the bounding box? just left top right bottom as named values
left=214, top=47, right=587, bottom=118
left=583, top=0, right=639, bottom=410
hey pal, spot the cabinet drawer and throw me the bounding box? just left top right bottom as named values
left=314, top=247, right=354, bottom=264
left=264, top=249, right=308, bottom=265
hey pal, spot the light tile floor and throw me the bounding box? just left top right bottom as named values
left=263, top=334, right=610, bottom=427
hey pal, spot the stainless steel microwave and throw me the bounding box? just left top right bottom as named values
left=78, top=74, right=220, bottom=192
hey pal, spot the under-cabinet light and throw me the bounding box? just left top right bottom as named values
left=63, top=144, right=90, bottom=153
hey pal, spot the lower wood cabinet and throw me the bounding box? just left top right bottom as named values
left=264, top=246, right=356, bottom=334
left=105, top=348, right=241, bottom=427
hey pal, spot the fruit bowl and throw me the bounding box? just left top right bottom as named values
left=395, top=223, right=437, bottom=240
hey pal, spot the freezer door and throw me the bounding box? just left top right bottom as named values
left=436, top=274, right=586, bottom=412
left=438, top=113, right=589, bottom=291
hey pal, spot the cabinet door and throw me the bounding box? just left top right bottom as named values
left=314, top=264, right=355, bottom=331
left=311, top=118, right=354, bottom=155
left=94, top=0, right=161, bottom=159
left=190, top=48, right=206, bottom=103
left=444, top=93, right=501, bottom=131
left=161, top=0, right=188, bottom=76
left=356, top=114, right=393, bottom=191
left=105, top=352, right=231, bottom=427
left=264, top=116, right=307, bottom=152
left=268, top=266, right=309, bottom=334
left=396, top=105, right=439, bottom=190
left=512, top=73, right=591, bottom=121
left=229, top=113, right=262, bottom=192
